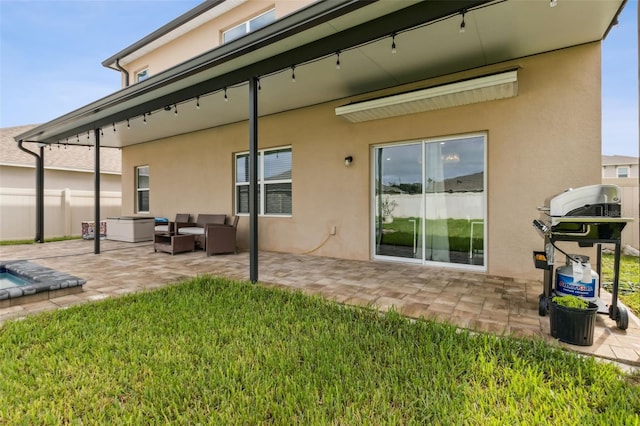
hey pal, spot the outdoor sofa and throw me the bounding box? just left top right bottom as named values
left=176, top=214, right=226, bottom=250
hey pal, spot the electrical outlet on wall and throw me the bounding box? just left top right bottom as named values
left=330, top=225, right=336, bottom=235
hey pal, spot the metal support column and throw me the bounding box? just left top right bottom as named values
left=94, top=128, right=101, bottom=254
left=17, top=141, right=44, bottom=243
left=249, top=77, right=259, bottom=283
left=36, top=144, right=44, bottom=243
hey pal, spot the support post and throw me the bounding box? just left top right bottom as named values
left=94, top=129, right=101, bottom=254
left=36, top=144, right=44, bottom=243
left=249, top=77, right=259, bottom=283
left=17, top=141, right=44, bottom=242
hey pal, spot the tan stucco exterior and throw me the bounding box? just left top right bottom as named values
left=602, top=177, right=639, bottom=250
left=123, top=1, right=315, bottom=86
left=0, top=166, right=121, bottom=192
left=121, top=43, right=603, bottom=280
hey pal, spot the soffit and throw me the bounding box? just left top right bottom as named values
left=17, top=0, right=625, bottom=148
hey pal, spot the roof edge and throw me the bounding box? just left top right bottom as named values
left=15, top=0, right=371, bottom=144
left=101, top=0, right=227, bottom=69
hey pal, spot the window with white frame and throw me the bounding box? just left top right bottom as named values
left=235, top=147, right=292, bottom=215
left=136, top=68, right=149, bottom=83
left=617, top=166, right=629, bottom=178
left=136, top=166, right=150, bottom=213
left=223, top=9, right=276, bottom=43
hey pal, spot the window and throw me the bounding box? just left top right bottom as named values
left=136, top=68, right=149, bottom=83
left=617, top=166, right=629, bottom=178
left=235, top=147, right=292, bottom=216
left=136, top=166, right=150, bottom=213
left=223, top=9, right=276, bottom=43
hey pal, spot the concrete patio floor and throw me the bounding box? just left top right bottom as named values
left=1, top=239, right=639, bottom=370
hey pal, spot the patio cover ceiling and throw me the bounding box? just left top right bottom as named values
left=15, top=0, right=625, bottom=148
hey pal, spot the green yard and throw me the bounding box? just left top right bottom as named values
left=601, top=253, right=640, bottom=316
left=1, top=276, right=638, bottom=424
left=379, top=217, right=483, bottom=253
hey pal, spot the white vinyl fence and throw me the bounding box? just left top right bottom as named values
left=378, top=193, right=484, bottom=220
left=0, top=188, right=122, bottom=241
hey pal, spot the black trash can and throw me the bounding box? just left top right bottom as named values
left=549, top=301, right=598, bottom=346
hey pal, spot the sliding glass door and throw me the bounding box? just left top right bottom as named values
left=373, top=134, right=486, bottom=269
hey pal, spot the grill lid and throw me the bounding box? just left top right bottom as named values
left=546, top=184, right=621, bottom=217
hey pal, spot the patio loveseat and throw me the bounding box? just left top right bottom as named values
left=176, top=214, right=226, bottom=250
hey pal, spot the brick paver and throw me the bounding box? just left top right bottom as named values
left=1, top=239, right=638, bottom=369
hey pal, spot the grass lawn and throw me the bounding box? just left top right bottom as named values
left=1, top=276, right=638, bottom=424
left=380, top=217, right=483, bottom=253
left=601, top=253, right=640, bottom=317
left=0, top=236, right=81, bottom=246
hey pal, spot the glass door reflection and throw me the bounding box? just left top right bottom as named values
left=374, top=143, right=423, bottom=260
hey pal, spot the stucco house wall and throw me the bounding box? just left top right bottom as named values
left=601, top=156, right=639, bottom=249
left=1, top=164, right=121, bottom=191
left=122, top=0, right=315, bottom=86
left=120, top=42, right=602, bottom=280
left=602, top=155, right=639, bottom=179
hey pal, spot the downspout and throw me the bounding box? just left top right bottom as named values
left=115, top=58, right=130, bottom=87
left=17, top=141, right=45, bottom=243
left=94, top=128, right=101, bottom=254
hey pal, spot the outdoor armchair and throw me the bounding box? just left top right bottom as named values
left=205, top=216, right=239, bottom=256
left=155, top=213, right=191, bottom=234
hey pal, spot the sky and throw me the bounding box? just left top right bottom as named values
left=0, top=0, right=638, bottom=157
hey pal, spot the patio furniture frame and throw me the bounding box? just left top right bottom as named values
left=154, top=233, right=195, bottom=255
left=205, top=216, right=239, bottom=256
left=177, top=214, right=226, bottom=250
left=155, top=213, right=191, bottom=235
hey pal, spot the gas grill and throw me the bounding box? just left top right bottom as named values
left=532, top=184, right=633, bottom=330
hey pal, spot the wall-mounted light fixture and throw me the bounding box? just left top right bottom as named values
left=344, top=156, right=353, bottom=166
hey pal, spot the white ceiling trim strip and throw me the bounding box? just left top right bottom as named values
left=335, top=70, right=518, bottom=123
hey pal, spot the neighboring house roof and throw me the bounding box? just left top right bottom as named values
left=602, top=155, right=639, bottom=166
left=1, top=125, right=121, bottom=174
left=15, top=0, right=625, bottom=148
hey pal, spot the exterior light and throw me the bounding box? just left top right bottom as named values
left=344, top=156, right=353, bottom=166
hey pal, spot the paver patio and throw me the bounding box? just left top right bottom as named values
left=1, top=239, right=638, bottom=370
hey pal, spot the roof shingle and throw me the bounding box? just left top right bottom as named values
left=602, top=155, right=639, bottom=166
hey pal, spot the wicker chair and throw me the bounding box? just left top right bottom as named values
left=155, top=213, right=191, bottom=235
left=205, top=216, right=239, bottom=256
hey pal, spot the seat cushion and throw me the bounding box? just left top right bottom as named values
left=155, top=225, right=169, bottom=233
left=178, top=227, right=205, bottom=236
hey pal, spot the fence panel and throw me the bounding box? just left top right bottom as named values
left=0, top=188, right=121, bottom=241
